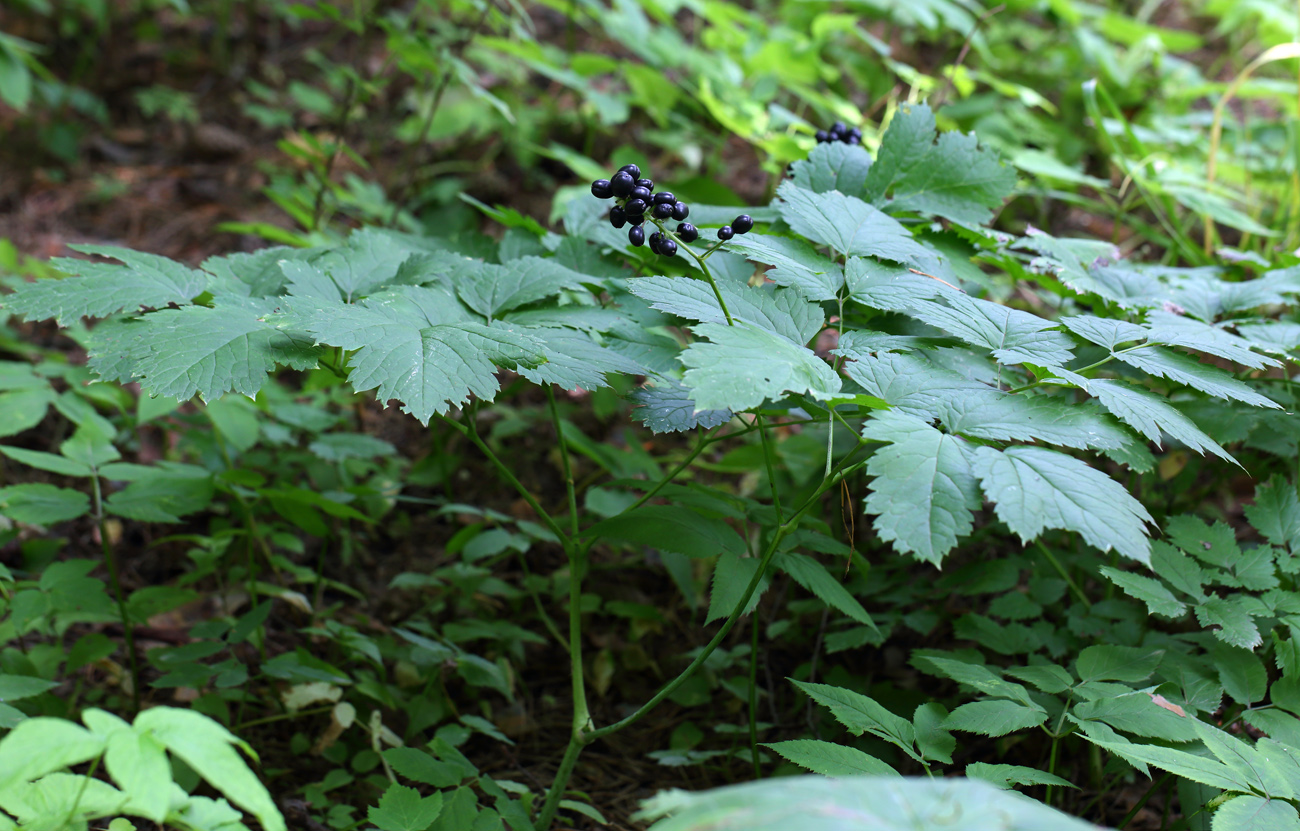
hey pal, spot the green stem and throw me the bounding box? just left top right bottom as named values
left=657, top=220, right=734, bottom=325
left=1035, top=540, right=1091, bottom=610
left=444, top=409, right=569, bottom=545
left=547, top=387, right=580, bottom=538
left=625, top=425, right=722, bottom=513
left=749, top=612, right=761, bottom=779
left=756, top=415, right=783, bottom=524
left=91, top=474, right=140, bottom=712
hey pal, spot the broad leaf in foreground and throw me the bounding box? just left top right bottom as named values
left=791, top=680, right=918, bottom=758
left=629, top=275, right=825, bottom=345
left=863, top=102, right=1017, bottom=225
left=1145, top=311, right=1278, bottom=370
left=862, top=412, right=978, bottom=565
left=776, top=181, right=935, bottom=267
left=516, top=328, right=644, bottom=391
left=297, top=300, right=546, bottom=424
left=943, top=701, right=1047, bottom=737
left=452, top=256, right=590, bottom=319
left=1245, top=476, right=1300, bottom=552
left=907, top=294, right=1075, bottom=367
left=1113, top=346, right=1278, bottom=409
left=724, top=233, right=845, bottom=301
left=971, top=445, right=1153, bottom=563
left=844, top=256, right=952, bottom=312
left=636, top=776, right=1106, bottom=831
left=130, top=303, right=322, bottom=401
left=1084, top=379, right=1235, bottom=464
left=789, top=141, right=873, bottom=199
left=5, top=245, right=208, bottom=325
left=680, top=322, right=840, bottom=413
left=630, top=381, right=733, bottom=433
left=844, top=352, right=991, bottom=420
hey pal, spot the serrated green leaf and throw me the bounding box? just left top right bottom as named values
left=775, top=551, right=876, bottom=630
left=790, top=141, right=873, bottom=198
left=1085, top=379, right=1236, bottom=464
left=130, top=303, right=321, bottom=401
left=707, top=550, right=770, bottom=624
left=0, top=446, right=92, bottom=477
left=1076, top=725, right=1248, bottom=791
left=1197, top=595, right=1262, bottom=650
left=0, top=674, right=57, bottom=702
left=630, top=381, right=733, bottom=434
left=1246, top=476, right=1300, bottom=552
left=1146, top=311, right=1278, bottom=370
left=1211, top=795, right=1300, bottom=831
left=106, top=463, right=214, bottom=523
left=369, top=784, right=445, bottom=831
left=965, top=763, right=1076, bottom=790
left=1212, top=643, right=1268, bottom=705
left=912, top=703, right=955, bottom=765
left=844, top=351, right=990, bottom=419
left=912, top=656, right=1037, bottom=707
left=453, top=256, right=589, bottom=319
left=298, top=298, right=546, bottom=423
left=0, top=483, right=89, bottom=525
left=776, top=181, right=935, bottom=266
left=944, top=700, right=1046, bottom=737
left=725, top=233, right=845, bottom=301
left=863, top=102, right=1016, bottom=225
left=1113, top=345, right=1279, bottom=409
left=972, top=445, right=1153, bottom=562
left=516, top=328, right=644, bottom=391
left=0, top=717, right=104, bottom=791
left=1193, top=720, right=1295, bottom=800
left=1100, top=566, right=1187, bottom=617
left=844, top=256, right=952, bottom=312
left=1077, top=645, right=1164, bottom=683
left=135, top=706, right=286, bottom=831
left=1072, top=693, right=1200, bottom=742
left=862, top=412, right=978, bottom=565
left=82, top=708, right=171, bottom=823
left=1004, top=665, right=1075, bottom=694
left=764, top=740, right=898, bottom=777
left=680, top=321, right=840, bottom=413
left=1061, top=315, right=1149, bottom=350
left=938, top=393, right=1137, bottom=454
left=0, top=387, right=54, bottom=439
left=5, top=245, right=208, bottom=325
left=792, top=680, right=918, bottom=759
left=629, top=275, right=825, bottom=345
left=907, top=294, right=1075, bottom=367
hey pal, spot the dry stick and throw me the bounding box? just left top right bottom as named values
left=386, top=0, right=498, bottom=226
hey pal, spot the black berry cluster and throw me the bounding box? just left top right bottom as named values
left=590, top=164, right=692, bottom=257
left=815, top=121, right=861, bottom=145
left=716, top=214, right=753, bottom=241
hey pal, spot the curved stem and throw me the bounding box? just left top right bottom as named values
left=92, top=473, right=140, bottom=713
left=655, top=220, right=734, bottom=325
left=547, top=387, right=580, bottom=538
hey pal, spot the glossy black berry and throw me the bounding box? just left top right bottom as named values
left=815, top=130, right=829, bottom=143
left=652, top=201, right=674, bottom=219
left=618, top=163, right=641, bottom=179
left=671, top=201, right=689, bottom=221
left=832, top=121, right=847, bottom=137
left=648, top=232, right=663, bottom=254
left=652, top=191, right=675, bottom=204
left=717, top=225, right=735, bottom=241
left=609, top=206, right=627, bottom=228
left=732, top=214, right=753, bottom=234
left=630, top=186, right=652, bottom=203
left=611, top=171, right=635, bottom=198
left=659, top=238, right=678, bottom=257
left=628, top=225, right=645, bottom=247
left=636, top=178, right=654, bottom=191
left=628, top=214, right=645, bottom=226
left=591, top=179, right=613, bottom=199
left=624, top=198, right=647, bottom=216
left=677, top=222, right=698, bottom=242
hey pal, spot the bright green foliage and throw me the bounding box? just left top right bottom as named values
left=864, top=103, right=1018, bottom=225
left=369, top=785, right=444, bottom=831
left=680, top=322, right=841, bottom=412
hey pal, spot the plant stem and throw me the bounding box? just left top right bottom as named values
left=546, top=387, right=580, bottom=538
left=445, top=409, right=569, bottom=545
left=91, top=473, right=140, bottom=712
left=1035, top=540, right=1091, bottom=609
left=661, top=222, right=734, bottom=325
left=749, top=612, right=761, bottom=779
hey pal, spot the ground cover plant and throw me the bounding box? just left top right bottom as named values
left=3, top=1, right=1300, bottom=830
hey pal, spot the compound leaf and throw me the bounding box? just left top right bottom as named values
left=630, top=381, right=733, bottom=433
left=764, top=740, right=897, bottom=777
left=862, top=412, right=978, bottom=565
left=629, top=275, right=825, bottom=345
left=724, top=233, right=845, bottom=301
left=5, top=245, right=208, bottom=325
left=943, top=701, right=1047, bottom=737
left=864, top=102, right=1016, bottom=225
left=680, top=322, right=840, bottom=412
left=907, top=294, right=1075, bottom=367
left=776, top=181, right=935, bottom=266
left=1086, top=379, right=1235, bottom=464
left=971, top=445, right=1153, bottom=563
left=1113, top=346, right=1278, bottom=409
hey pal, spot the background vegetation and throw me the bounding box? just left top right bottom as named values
left=1, top=0, right=1299, bottom=829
